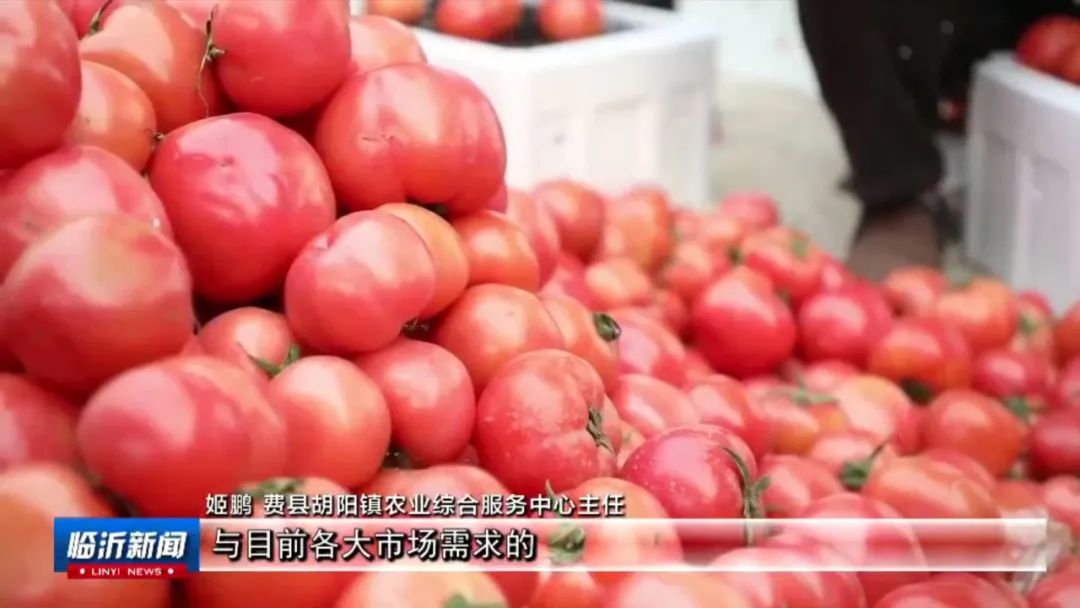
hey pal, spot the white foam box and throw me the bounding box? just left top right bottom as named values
left=964, top=54, right=1080, bottom=312
left=352, top=1, right=718, bottom=206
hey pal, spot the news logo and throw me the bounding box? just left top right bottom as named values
left=54, top=518, right=200, bottom=580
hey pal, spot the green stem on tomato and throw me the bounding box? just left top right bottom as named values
left=592, top=312, right=621, bottom=342
left=722, top=447, right=770, bottom=545
left=838, top=442, right=888, bottom=491
left=586, top=406, right=615, bottom=454
left=244, top=343, right=301, bottom=378
left=547, top=523, right=587, bottom=565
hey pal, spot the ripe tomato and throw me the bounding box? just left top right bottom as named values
left=436, top=0, right=521, bottom=41
left=973, top=347, right=1052, bottom=412
left=610, top=374, right=698, bottom=438
left=316, top=64, right=506, bottom=215
left=0, top=464, right=170, bottom=608
left=362, top=465, right=508, bottom=514
left=609, top=309, right=687, bottom=386
left=1028, top=408, right=1080, bottom=479
left=659, top=240, right=722, bottom=303
left=542, top=297, right=620, bottom=392
left=759, top=454, right=844, bottom=517
left=867, top=317, right=972, bottom=403
left=475, top=350, right=619, bottom=494
left=0, top=0, right=81, bottom=169
left=881, top=265, right=947, bottom=317
left=597, top=186, right=675, bottom=273
left=819, top=254, right=859, bottom=291
left=530, top=571, right=603, bottom=608
left=585, top=259, right=655, bottom=310
left=505, top=188, right=562, bottom=285
left=684, top=374, right=771, bottom=460
left=1062, top=43, right=1080, bottom=84
left=920, top=448, right=996, bottom=491
left=1010, top=295, right=1056, bottom=363
left=933, top=278, right=1018, bottom=353
left=712, top=542, right=865, bottom=608
left=716, top=192, right=779, bottom=232
left=1016, top=16, right=1080, bottom=75
left=863, top=455, right=1000, bottom=518
left=806, top=429, right=898, bottom=485
left=380, top=203, right=469, bottom=318
left=150, top=113, right=337, bottom=303
left=691, top=267, right=796, bottom=378
left=684, top=347, right=716, bottom=383
left=875, top=573, right=1025, bottom=608
left=1055, top=301, right=1080, bottom=365
left=80, top=0, right=223, bottom=132
left=211, top=0, right=350, bottom=116
left=538, top=0, right=604, bottom=41
left=0, top=375, right=79, bottom=471
left=740, top=226, right=826, bottom=305
left=191, top=307, right=296, bottom=387
left=61, top=0, right=113, bottom=36
left=336, top=571, right=507, bottom=607
left=0, top=144, right=171, bottom=279
left=1050, top=357, right=1080, bottom=410
left=533, top=179, right=606, bottom=260
left=992, top=479, right=1043, bottom=516
left=284, top=211, right=436, bottom=354
left=347, top=15, right=426, bottom=77
left=77, top=356, right=286, bottom=516
left=797, top=282, right=893, bottom=366
left=434, top=284, right=565, bottom=392
left=788, top=359, right=860, bottom=392
left=452, top=210, right=542, bottom=291
left=63, top=61, right=156, bottom=170
left=1, top=216, right=193, bottom=395
left=695, top=214, right=752, bottom=262
left=355, top=338, right=475, bottom=467
left=163, top=0, right=217, bottom=27
left=540, top=252, right=599, bottom=308
left=831, top=375, right=918, bottom=450
left=921, top=389, right=1025, bottom=477
left=757, top=389, right=823, bottom=456
left=366, top=0, right=427, bottom=24
left=603, top=572, right=753, bottom=608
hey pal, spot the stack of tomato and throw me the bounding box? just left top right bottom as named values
left=1016, top=14, right=1080, bottom=84
left=1, top=1, right=1079, bottom=607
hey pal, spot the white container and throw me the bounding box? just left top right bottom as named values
left=354, top=1, right=717, bottom=206
left=965, top=54, right=1080, bottom=313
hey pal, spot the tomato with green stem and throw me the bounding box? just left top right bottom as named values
left=740, top=226, right=826, bottom=306
left=755, top=387, right=827, bottom=456
left=758, top=454, right=844, bottom=518
left=933, top=278, right=1018, bottom=353
left=973, top=347, right=1053, bottom=412
left=867, top=317, right=972, bottom=403
left=806, top=429, right=897, bottom=487
left=1010, top=295, right=1056, bottom=364
left=542, top=297, right=620, bottom=392
left=863, top=455, right=1000, bottom=518
left=191, top=307, right=297, bottom=387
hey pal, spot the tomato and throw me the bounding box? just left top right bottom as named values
left=1016, top=16, right=1080, bottom=75
left=80, top=0, right=223, bottom=132
left=505, top=188, right=562, bottom=285
left=366, top=0, right=427, bottom=24
left=0, top=0, right=81, bottom=169
left=285, top=211, right=436, bottom=355
left=151, top=113, right=337, bottom=303
left=863, top=455, right=1000, bottom=518
left=163, top=0, right=217, bottom=27
left=1050, top=357, right=1080, bottom=410
left=63, top=61, right=156, bottom=170
left=920, top=448, right=996, bottom=491
left=787, top=359, right=860, bottom=392
left=1028, top=569, right=1080, bottom=608
left=530, top=571, right=603, bottom=608
left=380, top=203, right=469, bottom=318
left=716, top=192, right=779, bottom=232
left=761, top=535, right=870, bottom=608
left=475, top=350, right=618, bottom=494
left=316, top=64, right=506, bottom=215
left=191, top=307, right=296, bottom=387
left=362, top=465, right=508, bottom=515
left=434, top=284, right=565, bottom=392
left=684, top=348, right=716, bottom=383
left=452, top=210, right=542, bottom=291
left=436, top=0, right=522, bottom=41
left=347, top=15, right=426, bottom=78
left=355, top=338, right=475, bottom=467
left=973, top=347, right=1053, bottom=414
left=1062, top=42, right=1080, bottom=84
left=609, top=309, right=687, bottom=386
left=1055, top=301, right=1080, bottom=365
left=1, top=216, right=193, bottom=395
left=921, top=389, right=1025, bottom=477
left=712, top=542, right=865, bottom=608
left=585, top=259, right=655, bottom=310
left=1010, top=295, right=1056, bottom=364
left=77, top=356, right=286, bottom=516
left=538, top=0, right=604, bottom=41
left=62, top=0, right=112, bottom=36
left=819, top=254, right=859, bottom=291
left=691, top=267, right=797, bottom=378
left=875, top=573, right=1025, bottom=608
left=740, top=226, right=826, bottom=305
left=1028, top=408, right=1080, bottom=479
left=757, top=390, right=822, bottom=456
left=684, top=374, right=771, bottom=460
left=0, top=144, right=171, bottom=279
left=1043, top=476, right=1080, bottom=539
left=867, top=317, right=972, bottom=403
left=694, top=214, right=751, bottom=263
left=542, top=297, right=620, bottom=392
left=881, top=265, right=947, bottom=317
left=335, top=571, right=507, bottom=607
left=933, top=278, right=1018, bottom=353
left=603, top=572, right=753, bottom=608
left=533, top=179, right=606, bottom=260
left=797, top=282, right=894, bottom=366
left=610, top=374, right=698, bottom=438
left=0, top=375, right=79, bottom=471
left=992, top=479, right=1043, bottom=516
left=831, top=375, right=918, bottom=450
left=759, top=454, right=844, bottom=517
left=659, top=240, right=722, bottom=303
left=807, top=429, right=898, bottom=485
left=597, top=186, right=675, bottom=273
left=0, top=464, right=170, bottom=608
left=541, top=252, right=599, bottom=308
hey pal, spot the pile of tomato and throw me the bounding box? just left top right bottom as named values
left=1, top=1, right=1079, bottom=607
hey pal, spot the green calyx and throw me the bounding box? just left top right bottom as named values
left=196, top=6, right=224, bottom=117
left=1003, top=396, right=1032, bottom=424
left=240, top=477, right=303, bottom=500
left=728, top=247, right=744, bottom=266
left=245, top=343, right=301, bottom=378
left=722, top=447, right=770, bottom=544
left=586, top=406, right=615, bottom=454
left=401, top=317, right=432, bottom=339
left=592, top=312, right=621, bottom=342
left=443, top=594, right=505, bottom=608
left=84, top=0, right=115, bottom=37
left=548, top=523, right=587, bottom=565
left=899, top=378, right=934, bottom=405
left=838, top=442, right=888, bottom=491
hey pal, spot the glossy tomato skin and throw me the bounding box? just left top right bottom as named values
left=806, top=429, right=898, bottom=479
left=933, top=278, right=1018, bottom=353
left=585, top=259, right=655, bottom=310
left=355, top=339, right=475, bottom=467
left=1028, top=408, right=1080, bottom=479
left=1, top=216, right=194, bottom=395
left=347, top=15, right=426, bottom=77
left=691, top=267, right=797, bottom=379
left=921, top=389, right=1025, bottom=477
left=609, top=309, right=688, bottom=386
left=150, top=113, right=337, bottom=303
left=716, top=191, right=780, bottom=232
left=740, top=226, right=826, bottom=305
left=1011, top=295, right=1056, bottom=364
left=597, top=186, right=675, bottom=273
left=538, top=0, right=604, bottom=40
left=831, top=374, right=918, bottom=450
left=63, top=61, right=156, bottom=171
left=867, top=317, right=973, bottom=402
left=881, top=265, right=947, bottom=317
left=973, top=347, right=1053, bottom=411
left=80, top=0, right=223, bottom=132
left=474, top=350, right=619, bottom=494
left=380, top=203, right=469, bottom=318
left=366, top=0, right=427, bottom=24
left=505, top=188, right=562, bottom=284
left=863, top=455, right=1000, bottom=518
left=756, top=389, right=823, bottom=456
left=435, top=0, right=521, bottom=41
left=1016, top=16, right=1080, bottom=75
left=452, top=210, right=541, bottom=291
left=684, top=374, right=771, bottom=460
left=797, top=282, right=894, bottom=367
left=433, top=284, right=565, bottom=392
left=316, top=64, right=506, bottom=215
left=759, top=454, right=844, bottom=517
left=533, top=179, right=606, bottom=260
left=335, top=571, right=507, bottom=608
left=610, top=374, right=698, bottom=438
left=0, top=0, right=81, bottom=169
left=284, top=211, right=436, bottom=354
left=0, top=375, right=79, bottom=471
left=0, top=144, right=171, bottom=279
left=192, top=307, right=296, bottom=386
left=541, top=296, right=619, bottom=392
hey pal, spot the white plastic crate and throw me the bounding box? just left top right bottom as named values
left=965, top=54, right=1080, bottom=313
left=353, top=1, right=717, bottom=206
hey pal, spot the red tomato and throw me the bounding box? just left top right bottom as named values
left=659, top=240, right=722, bottom=303
left=1043, top=476, right=1080, bottom=538
left=759, top=454, right=844, bottom=517
left=759, top=535, right=870, bottom=608
left=434, top=284, right=565, bottom=392
left=362, top=464, right=508, bottom=513
left=533, top=179, right=606, bottom=260
left=163, top=0, right=217, bottom=27
left=789, top=359, right=861, bottom=392
left=920, top=448, right=996, bottom=491
left=818, top=254, right=859, bottom=291
left=192, top=307, right=296, bottom=387
left=63, top=61, right=156, bottom=170
left=695, top=214, right=752, bottom=262
left=863, top=455, right=1000, bottom=518
left=1055, top=301, right=1080, bottom=365
left=505, top=188, right=562, bottom=285
left=0, top=375, right=79, bottom=471
left=538, top=0, right=604, bottom=40
left=797, top=282, right=894, bottom=366
left=602, top=572, right=753, bottom=608
left=1028, top=570, right=1080, bottom=608
left=757, top=390, right=823, bottom=456
left=973, top=347, right=1053, bottom=412
left=740, top=226, right=826, bottom=305
left=585, top=259, right=655, bottom=310
left=336, top=571, right=507, bottom=607
left=881, top=265, right=948, bottom=317
left=366, top=0, right=427, bottom=24
left=1050, top=357, right=1080, bottom=410
left=684, top=374, right=771, bottom=460
left=867, top=316, right=973, bottom=403
left=684, top=347, right=716, bottom=383
left=712, top=543, right=865, bottom=608
left=0, top=144, right=171, bottom=279
left=691, top=267, right=797, bottom=378
left=347, top=15, right=426, bottom=77
left=1016, top=16, right=1080, bottom=75
left=831, top=375, right=918, bottom=450
left=452, top=210, right=542, bottom=291
left=284, top=211, right=436, bottom=354
left=150, top=113, right=337, bottom=303
left=355, top=339, right=475, bottom=467
left=597, top=186, right=675, bottom=273
left=875, top=572, right=1025, bottom=608
left=62, top=0, right=112, bottom=36
left=80, top=0, right=223, bottom=132
left=541, top=252, right=600, bottom=308
left=609, top=309, right=687, bottom=386
left=1062, top=43, right=1080, bottom=84
left=542, top=297, right=620, bottom=392
left=0, top=0, right=81, bottom=169
left=316, top=64, right=506, bottom=215
left=380, top=203, right=470, bottom=318
left=716, top=192, right=780, bottom=232
left=1, top=216, right=193, bottom=395
left=1028, top=408, right=1080, bottom=479
left=0, top=464, right=170, bottom=608
left=475, top=350, right=619, bottom=494
left=266, top=356, right=391, bottom=488
left=530, top=571, right=603, bottom=608
left=1010, top=295, right=1056, bottom=364
left=211, top=0, right=350, bottom=116
left=933, top=278, right=1018, bottom=353
left=992, top=479, right=1043, bottom=516
left=611, top=374, right=698, bottom=438
left=921, top=389, right=1025, bottom=477
left=77, top=356, right=286, bottom=516
left=436, top=0, right=521, bottom=41
left=806, top=429, right=898, bottom=485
